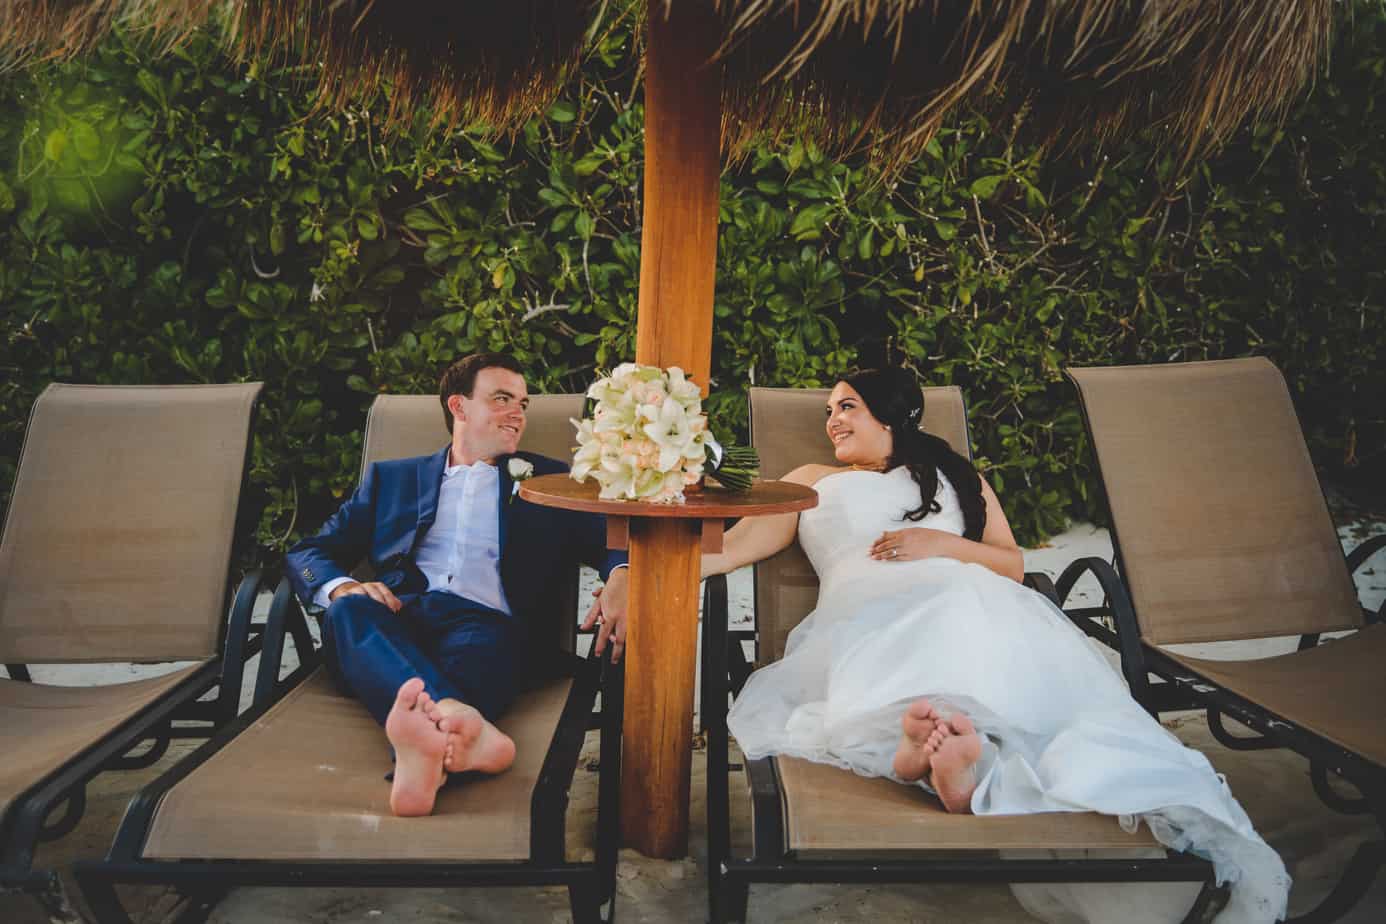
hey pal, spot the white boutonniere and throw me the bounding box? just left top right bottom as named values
left=507, top=457, right=534, bottom=503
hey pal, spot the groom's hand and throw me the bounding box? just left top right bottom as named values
left=328, top=580, right=403, bottom=613
left=581, top=568, right=629, bottom=662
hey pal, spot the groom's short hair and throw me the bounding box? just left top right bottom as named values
left=439, top=352, right=525, bottom=432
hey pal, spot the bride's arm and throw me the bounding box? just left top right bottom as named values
left=700, top=465, right=822, bottom=578
left=963, top=478, right=1024, bottom=581
left=868, top=475, right=1024, bottom=581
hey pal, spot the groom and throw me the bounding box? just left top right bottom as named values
left=286, top=352, right=629, bottom=816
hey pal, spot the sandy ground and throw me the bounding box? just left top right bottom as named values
left=5, top=522, right=1384, bottom=924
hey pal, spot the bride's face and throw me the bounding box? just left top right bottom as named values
left=825, top=382, right=892, bottom=467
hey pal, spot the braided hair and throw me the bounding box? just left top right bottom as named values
left=840, top=368, right=987, bottom=542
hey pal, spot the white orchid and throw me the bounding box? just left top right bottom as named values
left=570, top=364, right=710, bottom=503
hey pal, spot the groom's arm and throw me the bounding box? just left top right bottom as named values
left=285, top=464, right=380, bottom=606
left=570, top=507, right=627, bottom=579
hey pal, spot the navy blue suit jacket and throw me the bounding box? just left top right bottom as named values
left=285, top=448, right=625, bottom=683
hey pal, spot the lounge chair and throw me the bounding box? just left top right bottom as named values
left=74, top=393, right=624, bottom=924
left=0, top=383, right=280, bottom=913
left=700, top=385, right=1217, bottom=923
left=1064, top=357, right=1386, bottom=921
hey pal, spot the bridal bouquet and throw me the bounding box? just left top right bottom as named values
left=570, top=364, right=759, bottom=503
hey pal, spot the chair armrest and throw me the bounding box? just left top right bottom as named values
left=1055, top=556, right=1155, bottom=709
left=1345, top=533, right=1386, bottom=624
left=251, top=578, right=318, bottom=710
left=700, top=573, right=736, bottom=889
left=1023, top=571, right=1060, bottom=605
left=1345, top=532, right=1386, bottom=576
left=217, top=568, right=276, bottom=722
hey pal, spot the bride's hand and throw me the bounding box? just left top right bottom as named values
left=870, top=527, right=957, bottom=562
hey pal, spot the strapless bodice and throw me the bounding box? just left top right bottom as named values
left=798, top=467, right=965, bottom=581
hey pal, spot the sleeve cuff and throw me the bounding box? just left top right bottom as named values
left=314, top=576, right=356, bottom=610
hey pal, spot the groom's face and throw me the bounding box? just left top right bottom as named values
left=450, top=367, right=529, bottom=461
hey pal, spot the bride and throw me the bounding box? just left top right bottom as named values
left=702, top=368, right=1290, bottom=923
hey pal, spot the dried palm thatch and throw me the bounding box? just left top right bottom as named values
left=0, top=0, right=602, bottom=129
left=0, top=1, right=1335, bottom=161
left=711, top=0, right=1336, bottom=167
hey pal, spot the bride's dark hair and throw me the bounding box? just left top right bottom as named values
left=840, top=368, right=987, bottom=542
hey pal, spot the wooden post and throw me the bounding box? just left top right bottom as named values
left=621, top=2, right=722, bottom=858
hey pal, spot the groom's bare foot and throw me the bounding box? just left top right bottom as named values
left=384, top=679, right=448, bottom=817
left=428, top=697, right=516, bottom=775
left=893, top=698, right=942, bottom=781
left=930, top=713, right=982, bottom=814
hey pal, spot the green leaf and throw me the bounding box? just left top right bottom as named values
left=574, top=152, right=605, bottom=176
left=857, top=228, right=874, bottom=260
left=537, top=187, right=569, bottom=207
left=574, top=210, right=595, bottom=240
left=70, top=121, right=101, bottom=161
left=548, top=100, right=577, bottom=123
left=403, top=209, right=445, bottom=232
left=44, top=129, right=68, bottom=163
left=786, top=141, right=805, bottom=171
left=789, top=203, right=833, bottom=239
left=969, top=175, right=1005, bottom=200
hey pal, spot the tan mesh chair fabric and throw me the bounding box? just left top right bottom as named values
left=1067, top=358, right=1361, bottom=645
left=361, top=393, right=584, bottom=471
left=143, top=668, right=573, bottom=861
left=776, top=757, right=1158, bottom=853
left=0, top=383, right=262, bottom=664
left=747, top=385, right=969, bottom=666
left=0, top=665, right=203, bottom=826
left=1164, top=624, right=1386, bottom=767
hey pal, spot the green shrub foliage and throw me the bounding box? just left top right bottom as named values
left=2, top=8, right=1382, bottom=558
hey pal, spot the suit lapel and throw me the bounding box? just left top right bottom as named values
left=414, top=447, right=449, bottom=545
left=497, top=453, right=513, bottom=556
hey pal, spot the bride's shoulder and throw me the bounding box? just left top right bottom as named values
left=783, top=463, right=851, bottom=487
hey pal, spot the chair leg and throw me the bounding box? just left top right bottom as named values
left=1310, top=763, right=1371, bottom=815
left=1286, top=839, right=1385, bottom=924
left=1177, top=881, right=1223, bottom=924
left=166, top=887, right=231, bottom=924
left=716, top=878, right=749, bottom=924
left=72, top=868, right=135, bottom=924
left=569, top=880, right=603, bottom=924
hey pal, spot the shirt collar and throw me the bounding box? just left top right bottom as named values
left=443, top=456, right=498, bottom=478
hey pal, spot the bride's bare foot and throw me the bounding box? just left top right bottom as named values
left=429, top=697, right=516, bottom=775
left=930, top=713, right=982, bottom=814
left=893, top=698, right=943, bottom=781
left=385, top=679, right=448, bottom=817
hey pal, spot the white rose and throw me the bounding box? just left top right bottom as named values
left=507, top=458, right=535, bottom=481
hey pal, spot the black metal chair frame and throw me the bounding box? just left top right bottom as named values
left=701, top=570, right=1218, bottom=924
left=72, top=587, right=625, bottom=924
left=1054, top=428, right=1386, bottom=924
left=0, top=393, right=283, bottom=917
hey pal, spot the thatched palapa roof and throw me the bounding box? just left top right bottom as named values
left=0, top=1, right=1336, bottom=162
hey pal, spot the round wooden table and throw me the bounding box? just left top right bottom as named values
left=519, top=473, right=817, bottom=858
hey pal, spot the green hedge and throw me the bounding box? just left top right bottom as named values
left=2, top=7, right=1382, bottom=559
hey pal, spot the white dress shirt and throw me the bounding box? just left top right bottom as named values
left=314, top=458, right=511, bottom=613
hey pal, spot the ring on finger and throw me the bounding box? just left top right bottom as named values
left=889, top=548, right=898, bottom=559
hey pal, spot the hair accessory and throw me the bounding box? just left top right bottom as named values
left=907, top=407, right=922, bottom=423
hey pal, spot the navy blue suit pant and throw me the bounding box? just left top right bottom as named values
left=322, top=590, right=516, bottom=726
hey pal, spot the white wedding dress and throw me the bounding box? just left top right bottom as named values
left=727, top=467, right=1290, bottom=923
